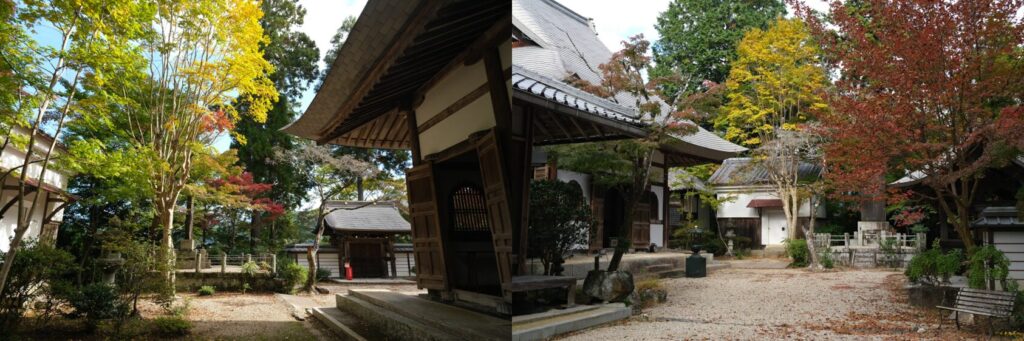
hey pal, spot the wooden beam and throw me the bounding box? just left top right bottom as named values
left=417, top=82, right=489, bottom=133
left=0, top=187, right=36, bottom=219
left=316, top=1, right=444, bottom=143
left=567, top=116, right=589, bottom=137
left=42, top=200, right=69, bottom=225
left=413, top=15, right=511, bottom=107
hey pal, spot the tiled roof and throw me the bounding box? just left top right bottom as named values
left=708, top=157, right=822, bottom=186
left=323, top=201, right=411, bottom=233
left=512, top=66, right=642, bottom=126
left=972, top=207, right=1023, bottom=228
left=512, top=0, right=746, bottom=158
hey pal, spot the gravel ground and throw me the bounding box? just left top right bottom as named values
left=137, top=293, right=325, bottom=340
left=559, top=260, right=985, bottom=340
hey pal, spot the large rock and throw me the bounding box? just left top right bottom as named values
left=582, top=270, right=634, bottom=303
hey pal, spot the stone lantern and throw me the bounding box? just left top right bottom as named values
left=96, top=250, right=125, bottom=285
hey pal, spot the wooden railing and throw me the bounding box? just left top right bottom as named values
left=177, top=251, right=276, bottom=274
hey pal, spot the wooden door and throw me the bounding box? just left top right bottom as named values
left=474, top=129, right=514, bottom=299
left=632, top=202, right=651, bottom=249
left=591, top=197, right=604, bottom=250
left=405, top=163, right=448, bottom=290
left=349, top=243, right=385, bottom=278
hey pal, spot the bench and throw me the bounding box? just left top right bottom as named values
left=509, top=275, right=577, bottom=307
left=937, top=287, right=1016, bottom=337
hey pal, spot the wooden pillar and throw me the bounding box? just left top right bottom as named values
left=404, top=103, right=422, bottom=166
left=389, top=236, right=398, bottom=278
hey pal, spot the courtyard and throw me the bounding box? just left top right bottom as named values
left=560, top=259, right=981, bottom=340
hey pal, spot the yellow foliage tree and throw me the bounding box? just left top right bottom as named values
left=716, top=18, right=828, bottom=147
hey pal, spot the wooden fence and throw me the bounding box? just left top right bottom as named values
left=177, top=250, right=276, bottom=274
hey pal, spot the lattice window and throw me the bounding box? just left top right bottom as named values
left=450, top=185, right=489, bottom=232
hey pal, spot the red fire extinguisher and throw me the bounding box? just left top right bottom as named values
left=344, top=261, right=353, bottom=280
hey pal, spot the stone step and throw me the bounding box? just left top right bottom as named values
left=310, top=307, right=387, bottom=341
left=512, top=303, right=630, bottom=341
left=336, top=293, right=455, bottom=340
left=644, top=264, right=674, bottom=273
left=658, top=269, right=687, bottom=279
left=342, top=289, right=510, bottom=341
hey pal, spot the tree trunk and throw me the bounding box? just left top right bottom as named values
left=158, top=203, right=176, bottom=291
left=304, top=204, right=327, bottom=293
left=607, top=192, right=638, bottom=272
left=356, top=176, right=364, bottom=201
left=185, top=196, right=194, bottom=241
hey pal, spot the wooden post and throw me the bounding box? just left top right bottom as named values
left=220, top=253, right=227, bottom=274
left=271, top=254, right=277, bottom=274
left=844, top=233, right=850, bottom=249
left=245, top=254, right=251, bottom=264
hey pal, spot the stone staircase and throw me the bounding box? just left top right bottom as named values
left=311, top=289, right=510, bottom=341
left=511, top=303, right=631, bottom=341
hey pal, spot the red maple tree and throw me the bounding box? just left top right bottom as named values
left=797, top=0, right=1024, bottom=251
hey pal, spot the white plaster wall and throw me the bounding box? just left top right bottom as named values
left=1, top=146, right=67, bottom=190
left=554, top=169, right=591, bottom=201
left=0, top=188, right=52, bottom=252
left=650, top=223, right=664, bottom=248
left=715, top=187, right=825, bottom=219
left=415, top=59, right=496, bottom=157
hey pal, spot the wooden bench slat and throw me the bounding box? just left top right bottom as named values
left=939, top=288, right=1017, bottom=321
left=959, top=292, right=1016, bottom=300
left=956, top=297, right=1015, bottom=305
left=941, top=306, right=1011, bottom=318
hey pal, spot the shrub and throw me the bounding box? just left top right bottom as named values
left=784, top=239, right=809, bottom=267
left=878, top=238, right=900, bottom=267
left=819, top=249, right=835, bottom=269
left=967, top=245, right=1011, bottom=290
left=68, top=283, right=124, bottom=331
left=197, top=285, right=215, bottom=296
left=316, top=268, right=332, bottom=281
left=632, top=279, right=668, bottom=311
left=276, top=262, right=307, bottom=294
left=258, top=261, right=272, bottom=271
left=906, top=240, right=962, bottom=284
left=152, top=316, right=191, bottom=336
left=528, top=180, right=593, bottom=275
left=241, top=261, right=259, bottom=276
left=164, top=297, right=192, bottom=318
left=0, top=242, right=76, bottom=330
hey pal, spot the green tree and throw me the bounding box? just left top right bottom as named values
left=652, top=0, right=785, bottom=102
left=0, top=0, right=155, bottom=293
left=528, top=180, right=593, bottom=275
left=232, top=0, right=321, bottom=251
left=70, top=0, right=278, bottom=289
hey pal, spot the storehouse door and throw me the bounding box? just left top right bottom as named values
left=632, top=202, right=651, bottom=249
left=405, top=163, right=448, bottom=290
left=475, top=129, right=514, bottom=300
